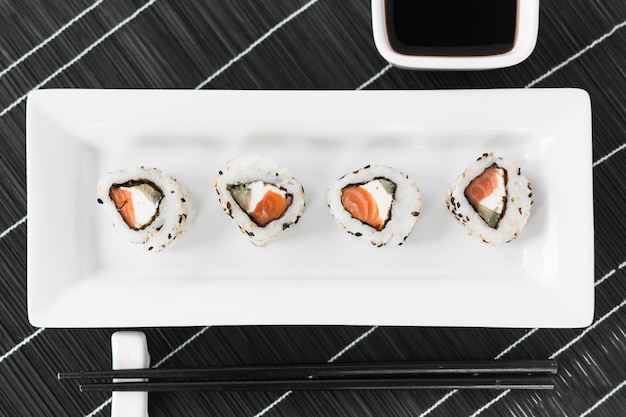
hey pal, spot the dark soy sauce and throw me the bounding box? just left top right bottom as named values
left=385, top=0, right=518, bottom=56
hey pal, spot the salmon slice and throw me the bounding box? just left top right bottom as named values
left=464, top=164, right=507, bottom=228
left=341, top=186, right=384, bottom=231
left=464, top=165, right=501, bottom=207
left=250, top=190, right=292, bottom=227
left=109, top=187, right=137, bottom=229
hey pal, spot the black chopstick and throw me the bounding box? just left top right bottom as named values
left=60, top=361, right=557, bottom=393
left=78, top=375, right=555, bottom=392
left=58, top=360, right=557, bottom=382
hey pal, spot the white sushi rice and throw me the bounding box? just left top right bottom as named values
left=327, top=165, right=422, bottom=247
left=445, top=153, right=533, bottom=245
left=97, top=166, right=192, bottom=252
left=214, top=155, right=306, bottom=247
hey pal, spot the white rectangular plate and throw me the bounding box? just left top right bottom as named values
left=27, top=88, right=593, bottom=328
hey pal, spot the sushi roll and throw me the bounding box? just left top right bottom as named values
left=214, top=155, right=306, bottom=246
left=327, top=165, right=421, bottom=247
left=97, top=167, right=191, bottom=252
left=445, top=152, right=533, bottom=245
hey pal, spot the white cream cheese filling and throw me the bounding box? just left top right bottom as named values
left=361, top=179, right=394, bottom=222
left=122, top=186, right=160, bottom=228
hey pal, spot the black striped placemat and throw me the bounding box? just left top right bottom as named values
left=1, top=1, right=625, bottom=416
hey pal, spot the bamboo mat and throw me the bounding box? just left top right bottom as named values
left=1, top=0, right=626, bottom=416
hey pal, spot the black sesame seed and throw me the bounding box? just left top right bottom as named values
left=246, top=231, right=255, bottom=237
left=218, top=170, right=223, bottom=175
left=364, top=164, right=371, bottom=169
left=282, top=223, right=289, bottom=230
left=170, top=190, right=175, bottom=194
left=148, top=246, right=153, bottom=251
left=97, top=198, right=103, bottom=204
left=181, top=198, right=186, bottom=203
left=168, top=234, right=172, bottom=240
left=355, top=232, right=362, bottom=237
left=411, top=211, right=419, bottom=217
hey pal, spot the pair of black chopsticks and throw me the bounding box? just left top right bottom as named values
left=58, top=360, right=557, bottom=393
